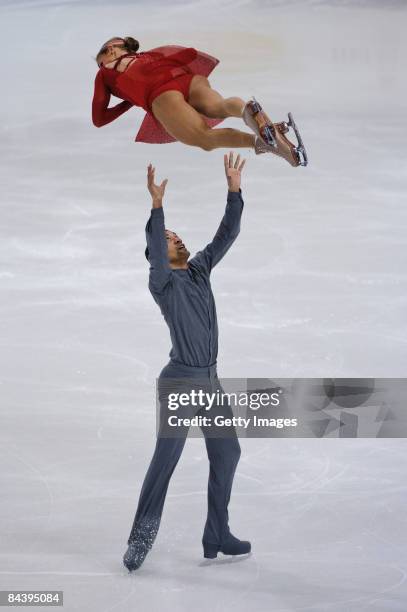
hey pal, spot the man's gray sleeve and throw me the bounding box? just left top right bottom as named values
left=145, top=207, right=172, bottom=294
left=190, top=189, right=244, bottom=274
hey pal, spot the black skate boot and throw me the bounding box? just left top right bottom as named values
left=123, top=539, right=150, bottom=572
left=203, top=533, right=251, bottom=559
left=123, top=516, right=159, bottom=572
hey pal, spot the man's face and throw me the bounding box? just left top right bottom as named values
left=165, top=229, right=190, bottom=264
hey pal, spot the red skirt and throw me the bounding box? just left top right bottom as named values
left=133, top=45, right=224, bottom=144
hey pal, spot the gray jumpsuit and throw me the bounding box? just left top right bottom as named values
left=127, top=190, right=244, bottom=550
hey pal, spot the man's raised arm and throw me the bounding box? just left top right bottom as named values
left=190, top=152, right=246, bottom=273
left=145, top=164, right=171, bottom=294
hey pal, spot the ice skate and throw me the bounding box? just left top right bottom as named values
left=243, top=97, right=308, bottom=167
left=123, top=516, right=159, bottom=572
left=243, top=99, right=277, bottom=148
left=123, top=539, right=150, bottom=572
left=254, top=135, right=276, bottom=155
left=203, top=533, right=251, bottom=559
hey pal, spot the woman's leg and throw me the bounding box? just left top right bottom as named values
left=187, top=75, right=245, bottom=119
left=151, top=90, right=255, bottom=152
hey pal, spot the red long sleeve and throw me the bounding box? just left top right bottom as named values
left=92, top=70, right=133, bottom=127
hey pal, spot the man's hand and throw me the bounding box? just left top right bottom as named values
left=224, top=151, right=246, bottom=192
left=147, top=163, right=168, bottom=208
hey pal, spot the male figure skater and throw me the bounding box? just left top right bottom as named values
left=124, top=152, right=250, bottom=571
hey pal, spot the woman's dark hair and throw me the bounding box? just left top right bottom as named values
left=145, top=246, right=150, bottom=262
left=122, top=37, right=140, bottom=53
left=96, top=36, right=140, bottom=64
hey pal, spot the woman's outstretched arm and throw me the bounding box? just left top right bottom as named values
left=92, top=70, right=133, bottom=127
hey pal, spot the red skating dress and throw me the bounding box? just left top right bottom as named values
left=92, top=45, right=225, bottom=144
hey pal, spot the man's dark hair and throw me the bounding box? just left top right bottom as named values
left=145, top=246, right=149, bottom=262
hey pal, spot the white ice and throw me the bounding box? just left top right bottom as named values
left=1, top=0, right=407, bottom=610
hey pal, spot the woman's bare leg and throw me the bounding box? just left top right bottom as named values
left=187, top=75, right=245, bottom=119
left=151, top=90, right=255, bottom=151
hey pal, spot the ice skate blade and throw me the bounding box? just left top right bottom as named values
left=295, top=148, right=308, bottom=167
left=287, top=112, right=308, bottom=166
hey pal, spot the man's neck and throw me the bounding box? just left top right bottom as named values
left=170, top=261, right=189, bottom=270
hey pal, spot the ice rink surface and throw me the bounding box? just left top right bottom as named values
left=1, top=0, right=407, bottom=610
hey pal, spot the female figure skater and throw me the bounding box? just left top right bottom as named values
left=92, top=36, right=307, bottom=167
